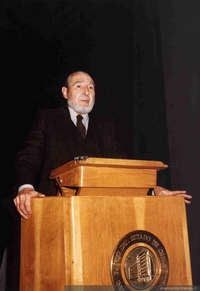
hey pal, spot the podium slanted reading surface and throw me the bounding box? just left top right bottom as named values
left=49, top=157, right=168, bottom=196
left=20, top=158, right=192, bottom=291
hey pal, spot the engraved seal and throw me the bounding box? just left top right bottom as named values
left=110, top=230, right=169, bottom=291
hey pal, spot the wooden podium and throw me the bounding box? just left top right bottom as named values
left=20, top=158, right=192, bottom=291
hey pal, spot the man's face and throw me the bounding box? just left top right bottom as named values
left=62, top=72, right=95, bottom=114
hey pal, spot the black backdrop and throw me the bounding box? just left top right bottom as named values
left=159, top=0, right=200, bottom=284
left=0, top=0, right=199, bottom=287
left=1, top=0, right=171, bottom=191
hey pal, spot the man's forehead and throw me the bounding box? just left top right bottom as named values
left=70, top=73, right=94, bottom=84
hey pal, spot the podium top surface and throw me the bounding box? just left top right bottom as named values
left=49, top=157, right=168, bottom=179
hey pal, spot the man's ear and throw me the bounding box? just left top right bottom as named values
left=61, top=86, right=68, bottom=99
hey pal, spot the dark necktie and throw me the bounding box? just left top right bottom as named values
left=76, top=115, right=86, bottom=139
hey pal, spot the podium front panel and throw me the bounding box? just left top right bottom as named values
left=20, top=196, right=192, bottom=291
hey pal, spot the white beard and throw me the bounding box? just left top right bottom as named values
left=67, top=99, right=95, bottom=114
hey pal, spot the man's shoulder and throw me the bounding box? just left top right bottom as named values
left=36, top=104, right=69, bottom=118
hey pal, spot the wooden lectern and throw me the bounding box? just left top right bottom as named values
left=20, top=158, right=192, bottom=291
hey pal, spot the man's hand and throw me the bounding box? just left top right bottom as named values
left=13, top=187, right=45, bottom=219
left=154, top=186, right=192, bottom=204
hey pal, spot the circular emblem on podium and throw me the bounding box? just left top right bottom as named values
left=110, top=230, right=169, bottom=291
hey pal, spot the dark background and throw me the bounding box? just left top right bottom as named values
left=0, top=0, right=199, bottom=287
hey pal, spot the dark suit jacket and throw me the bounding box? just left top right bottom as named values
left=15, top=104, right=127, bottom=196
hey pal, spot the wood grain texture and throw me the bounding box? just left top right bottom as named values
left=49, top=158, right=168, bottom=194
left=20, top=196, right=192, bottom=291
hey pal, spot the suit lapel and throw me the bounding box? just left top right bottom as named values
left=56, top=105, right=80, bottom=158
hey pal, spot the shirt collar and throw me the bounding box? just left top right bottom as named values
left=68, top=106, right=89, bottom=129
